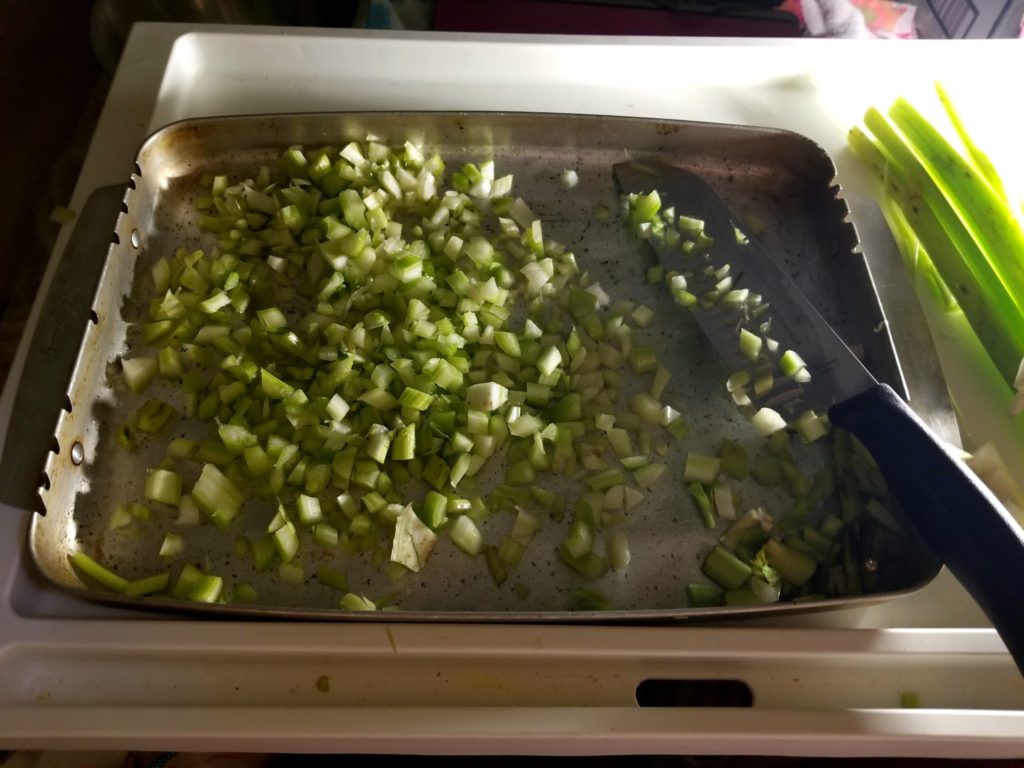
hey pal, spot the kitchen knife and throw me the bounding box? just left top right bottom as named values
left=614, top=159, right=1024, bottom=675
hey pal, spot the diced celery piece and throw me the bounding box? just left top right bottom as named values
left=421, top=491, right=448, bottom=529
left=449, top=514, right=483, bottom=556
left=606, top=530, right=631, bottom=572
left=762, top=538, right=817, bottom=586
left=312, top=523, right=339, bottom=548
left=718, top=438, right=749, bottom=479
left=273, top=521, right=300, bottom=563
left=466, top=382, right=509, bottom=411
left=159, top=533, right=184, bottom=558
left=687, top=482, right=716, bottom=529
left=687, top=583, right=721, bottom=608
left=122, top=357, right=158, bottom=393
left=751, top=407, right=788, bottom=437
left=108, top=503, right=133, bottom=530
left=340, top=593, right=377, bottom=611
left=192, top=463, right=244, bottom=529
left=683, top=453, right=721, bottom=485
left=702, top=545, right=752, bottom=591
left=738, top=328, right=762, bottom=361
left=144, top=468, right=182, bottom=507
left=794, top=410, right=829, bottom=443
left=317, top=565, right=348, bottom=591
left=297, top=494, right=323, bottom=526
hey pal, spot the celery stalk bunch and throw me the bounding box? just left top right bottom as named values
left=849, top=84, right=1024, bottom=515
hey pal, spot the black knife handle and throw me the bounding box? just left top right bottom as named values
left=829, top=382, right=1024, bottom=675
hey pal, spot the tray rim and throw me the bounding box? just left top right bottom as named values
left=29, top=109, right=941, bottom=622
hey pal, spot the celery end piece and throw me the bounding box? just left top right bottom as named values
left=390, top=504, right=438, bottom=573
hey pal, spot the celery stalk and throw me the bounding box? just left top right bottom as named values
left=852, top=107, right=1024, bottom=385
left=880, top=198, right=1024, bottom=515
left=935, top=83, right=1009, bottom=205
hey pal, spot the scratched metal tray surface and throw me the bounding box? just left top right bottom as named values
left=29, top=112, right=940, bottom=620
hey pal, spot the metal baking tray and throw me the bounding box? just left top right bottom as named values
left=15, top=112, right=941, bottom=620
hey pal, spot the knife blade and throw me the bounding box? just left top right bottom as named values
left=614, top=159, right=1024, bottom=675
left=614, top=159, right=876, bottom=417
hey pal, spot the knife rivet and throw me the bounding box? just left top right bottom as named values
left=863, top=557, right=878, bottom=573
left=70, top=442, right=84, bottom=466
left=130, top=229, right=142, bottom=249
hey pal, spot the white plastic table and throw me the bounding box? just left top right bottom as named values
left=1, top=24, right=1022, bottom=754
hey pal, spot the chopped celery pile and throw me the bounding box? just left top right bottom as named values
left=71, top=135, right=909, bottom=612
left=622, top=175, right=908, bottom=606
left=82, top=137, right=707, bottom=609
left=621, top=189, right=825, bottom=443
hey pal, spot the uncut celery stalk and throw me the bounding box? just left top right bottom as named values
left=880, top=197, right=1024, bottom=517
left=850, top=119, right=1024, bottom=386
left=889, top=98, right=1024, bottom=317
left=935, top=83, right=1010, bottom=206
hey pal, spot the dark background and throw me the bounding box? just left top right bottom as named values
left=0, top=0, right=1021, bottom=762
